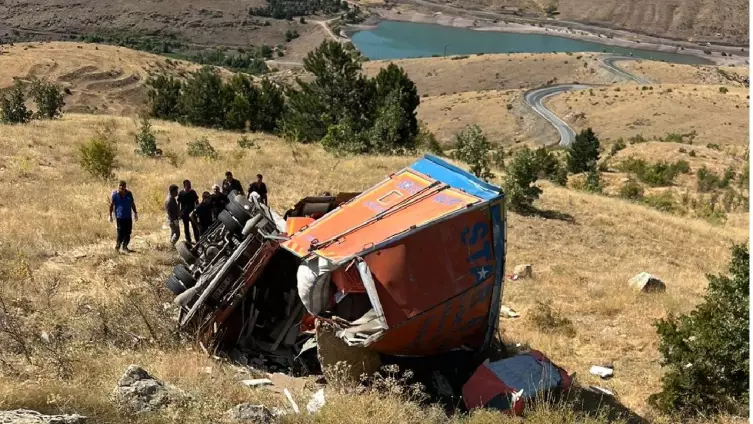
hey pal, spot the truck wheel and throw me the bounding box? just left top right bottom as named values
left=227, top=201, right=252, bottom=223
left=173, top=264, right=196, bottom=288
left=219, top=210, right=243, bottom=236
left=176, top=241, right=197, bottom=266
left=165, top=275, right=186, bottom=295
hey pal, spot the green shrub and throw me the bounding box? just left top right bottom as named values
left=619, top=178, right=644, bottom=200
left=79, top=134, right=117, bottom=180
left=237, top=135, right=258, bottom=149
left=187, top=136, right=219, bottom=159
left=454, top=124, right=494, bottom=181
left=706, top=143, right=722, bottom=151
left=529, top=301, right=575, bottom=337
left=719, top=86, right=729, bottom=94
left=628, top=134, right=647, bottom=144
left=696, top=166, right=721, bottom=192
left=29, top=78, right=64, bottom=119
left=609, top=139, right=626, bottom=156
left=619, top=157, right=689, bottom=187
left=689, top=150, right=696, bottom=157
left=650, top=243, right=748, bottom=416
left=0, top=79, right=32, bottom=124
left=642, top=191, right=677, bottom=212
left=566, top=127, right=600, bottom=173
left=503, top=147, right=542, bottom=212
left=134, top=115, right=159, bottom=157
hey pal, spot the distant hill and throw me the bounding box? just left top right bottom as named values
left=414, top=0, right=749, bottom=44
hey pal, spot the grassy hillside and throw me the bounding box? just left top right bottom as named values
left=0, top=113, right=747, bottom=422
left=547, top=84, right=748, bottom=146
left=0, top=42, right=222, bottom=115
left=0, top=0, right=308, bottom=51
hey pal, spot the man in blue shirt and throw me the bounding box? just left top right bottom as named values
left=109, top=180, right=138, bottom=253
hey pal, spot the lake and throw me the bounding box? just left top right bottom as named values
left=350, top=20, right=710, bottom=65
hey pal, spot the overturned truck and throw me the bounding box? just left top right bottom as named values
left=165, top=154, right=507, bottom=368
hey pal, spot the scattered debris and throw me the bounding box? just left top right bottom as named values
left=629, top=272, right=666, bottom=293
left=589, top=365, right=614, bottom=379
left=226, top=404, right=273, bottom=423
left=266, top=372, right=307, bottom=394
left=306, top=389, right=326, bottom=414
left=284, top=388, right=300, bottom=414
left=589, top=385, right=614, bottom=396
left=40, top=332, right=50, bottom=344
left=463, top=351, right=572, bottom=416
left=240, top=378, right=273, bottom=388
left=0, top=410, right=87, bottom=424
left=513, top=264, right=533, bottom=279
left=113, top=365, right=192, bottom=413
left=500, top=305, right=520, bottom=318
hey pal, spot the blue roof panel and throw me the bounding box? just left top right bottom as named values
left=409, top=154, right=503, bottom=201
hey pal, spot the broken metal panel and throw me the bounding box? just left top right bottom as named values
left=359, top=207, right=496, bottom=327
left=366, top=278, right=496, bottom=356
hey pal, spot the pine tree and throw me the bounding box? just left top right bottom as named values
left=567, top=127, right=600, bottom=173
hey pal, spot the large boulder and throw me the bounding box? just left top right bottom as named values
left=113, top=365, right=192, bottom=413
left=628, top=272, right=666, bottom=293
left=0, top=410, right=86, bottom=424
left=226, top=404, right=273, bottom=423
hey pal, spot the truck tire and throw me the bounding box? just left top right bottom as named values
left=227, top=201, right=252, bottom=223
left=165, top=275, right=186, bottom=296
left=219, top=210, right=243, bottom=236
left=173, top=264, right=196, bottom=288
left=176, top=241, right=197, bottom=266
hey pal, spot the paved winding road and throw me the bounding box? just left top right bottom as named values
left=524, top=84, right=593, bottom=147
left=599, top=55, right=652, bottom=84
left=523, top=55, right=650, bottom=146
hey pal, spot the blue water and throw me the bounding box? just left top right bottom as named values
left=351, top=20, right=710, bottom=65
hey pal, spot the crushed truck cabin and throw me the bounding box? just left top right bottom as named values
left=164, top=154, right=507, bottom=371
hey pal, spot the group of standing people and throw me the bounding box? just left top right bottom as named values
left=163, top=171, right=269, bottom=246
left=106, top=172, right=269, bottom=253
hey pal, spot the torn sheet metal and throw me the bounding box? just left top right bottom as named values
left=283, top=154, right=507, bottom=356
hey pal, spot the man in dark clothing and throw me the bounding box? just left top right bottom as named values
left=210, top=184, right=229, bottom=219
left=191, top=191, right=215, bottom=237
left=178, top=179, right=200, bottom=244
left=109, top=180, right=138, bottom=253
left=248, top=174, right=268, bottom=205
left=222, top=171, right=244, bottom=196
left=164, top=184, right=180, bottom=246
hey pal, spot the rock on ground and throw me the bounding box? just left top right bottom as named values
left=0, top=410, right=86, bottom=424
left=112, top=364, right=192, bottom=413
left=628, top=272, right=666, bottom=293
left=226, top=404, right=273, bottom=423
left=513, top=264, right=533, bottom=278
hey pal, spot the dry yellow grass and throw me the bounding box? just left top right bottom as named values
left=0, top=114, right=748, bottom=423
left=418, top=90, right=525, bottom=145
left=363, top=53, right=617, bottom=96
left=0, top=42, right=211, bottom=115
left=546, top=84, right=749, bottom=146
left=620, top=61, right=750, bottom=86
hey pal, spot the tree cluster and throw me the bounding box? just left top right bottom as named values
left=281, top=40, right=420, bottom=155
left=147, top=67, right=284, bottom=132
left=250, top=0, right=348, bottom=19
left=0, top=78, right=64, bottom=124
